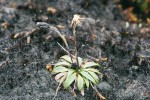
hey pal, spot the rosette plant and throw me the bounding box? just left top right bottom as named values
left=47, top=14, right=105, bottom=100
left=51, top=55, right=101, bottom=92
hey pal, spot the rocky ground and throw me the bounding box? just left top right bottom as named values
left=0, top=0, right=150, bottom=100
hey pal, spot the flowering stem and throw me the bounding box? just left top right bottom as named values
left=73, top=26, right=79, bottom=67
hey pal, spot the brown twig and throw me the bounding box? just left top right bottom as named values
left=90, top=82, right=106, bottom=100
left=69, top=86, right=77, bottom=97
left=13, top=28, right=39, bottom=39
left=52, top=75, right=66, bottom=100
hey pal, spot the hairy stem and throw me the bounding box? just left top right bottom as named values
left=73, top=26, right=79, bottom=67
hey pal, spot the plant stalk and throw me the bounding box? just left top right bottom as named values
left=73, top=26, right=79, bottom=67
left=90, top=83, right=105, bottom=100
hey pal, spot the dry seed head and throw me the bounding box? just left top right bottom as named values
left=70, top=14, right=84, bottom=29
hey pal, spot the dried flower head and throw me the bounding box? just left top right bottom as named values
left=70, top=14, right=84, bottom=29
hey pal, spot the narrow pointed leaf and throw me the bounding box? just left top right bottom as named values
left=57, top=74, right=67, bottom=86
left=77, top=74, right=84, bottom=91
left=67, top=69, right=75, bottom=78
left=87, top=71, right=99, bottom=84
left=55, top=61, right=71, bottom=67
left=83, top=78, right=89, bottom=89
left=51, top=66, right=68, bottom=74
left=63, top=72, right=76, bottom=89
left=60, top=55, right=72, bottom=63
left=54, top=72, right=67, bottom=81
left=77, top=57, right=83, bottom=66
left=55, top=73, right=67, bottom=97
left=80, top=70, right=96, bottom=84
left=81, top=62, right=100, bottom=68
left=82, top=68, right=101, bottom=74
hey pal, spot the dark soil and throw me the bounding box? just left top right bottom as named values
left=0, top=0, right=150, bottom=100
